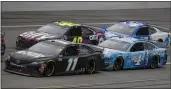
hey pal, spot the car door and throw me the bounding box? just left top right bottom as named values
left=143, top=42, right=158, bottom=66
left=57, top=45, right=80, bottom=73
left=63, top=26, right=83, bottom=43
left=81, top=26, right=98, bottom=44
left=133, top=27, right=151, bottom=40
left=128, top=42, right=147, bottom=68
left=76, top=45, right=97, bottom=71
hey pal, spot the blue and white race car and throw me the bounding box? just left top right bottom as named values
left=102, top=21, right=170, bottom=47
left=98, top=37, right=168, bottom=71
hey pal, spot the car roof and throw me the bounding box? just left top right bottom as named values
left=118, top=21, right=148, bottom=28
left=43, top=39, right=75, bottom=46
left=50, top=21, right=104, bottom=33
left=49, top=21, right=81, bottom=27
left=109, top=37, right=159, bottom=45
left=110, top=37, right=139, bottom=43
left=81, top=24, right=105, bottom=33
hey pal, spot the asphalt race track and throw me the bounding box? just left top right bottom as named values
left=1, top=8, right=171, bottom=88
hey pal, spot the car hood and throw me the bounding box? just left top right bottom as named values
left=9, top=50, right=55, bottom=64
left=104, top=31, right=129, bottom=39
left=103, top=48, right=124, bottom=57
left=19, top=31, right=61, bottom=41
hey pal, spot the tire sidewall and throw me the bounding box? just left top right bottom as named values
left=44, top=62, right=55, bottom=77
left=85, top=60, right=96, bottom=74
left=150, top=56, right=159, bottom=69
left=113, top=58, right=123, bottom=71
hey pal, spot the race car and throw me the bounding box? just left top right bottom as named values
left=4, top=40, right=104, bottom=77
left=1, top=32, right=6, bottom=55
left=102, top=21, right=170, bottom=47
left=16, top=21, right=105, bottom=49
left=98, top=37, right=168, bottom=71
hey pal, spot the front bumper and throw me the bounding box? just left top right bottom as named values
left=103, top=62, right=114, bottom=70
left=4, top=61, right=42, bottom=77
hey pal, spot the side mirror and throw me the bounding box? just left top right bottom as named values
left=1, top=32, right=5, bottom=38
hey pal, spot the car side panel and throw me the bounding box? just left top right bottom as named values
left=147, top=48, right=167, bottom=67
left=54, top=53, right=102, bottom=74
left=123, top=51, right=146, bottom=69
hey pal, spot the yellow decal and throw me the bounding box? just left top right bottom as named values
left=56, top=21, right=80, bottom=27
left=72, top=37, right=83, bottom=43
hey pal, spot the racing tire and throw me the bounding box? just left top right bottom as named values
left=113, top=57, right=124, bottom=71
left=44, top=62, right=55, bottom=77
left=150, top=56, right=159, bottom=69
left=85, top=60, right=96, bottom=74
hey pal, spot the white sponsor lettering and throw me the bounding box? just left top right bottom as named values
left=66, top=58, right=78, bottom=71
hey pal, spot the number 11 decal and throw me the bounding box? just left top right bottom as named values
left=66, top=58, right=78, bottom=71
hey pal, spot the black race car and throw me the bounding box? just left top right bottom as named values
left=5, top=40, right=104, bottom=77
left=1, top=32, right=6, bottom=55
left=16, top=21, right=105, bottom=49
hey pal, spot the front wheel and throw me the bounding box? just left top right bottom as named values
left=44, top=62, right=55, bottom=77
left=85, top=60, right=96, bottom=74
left=113, top=58, right=123, bottom=71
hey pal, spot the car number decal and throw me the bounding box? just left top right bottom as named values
left=134, top=53, right=142, bottom=65
left=72, top=37, right=83, bottom=43
left=66, top=58, right=78, bottom=71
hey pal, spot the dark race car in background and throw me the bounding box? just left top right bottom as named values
left=1, top=32, right=6, bottom=55
left=5, top=40, right=104, bottom=77
left=101, top=21, right=170, bottom=47
left=16, top=21, right=105, bottom=49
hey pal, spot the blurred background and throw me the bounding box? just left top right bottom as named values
left=2, top=2, right=170, bottom=11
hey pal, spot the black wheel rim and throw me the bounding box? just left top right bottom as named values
left=45, top=64, right=54, bottom=76
left=87, top=61, right=95, bottom=74
left=114, top=60, right=122, bottom=70
left=151, top=59, right=158, bottom=68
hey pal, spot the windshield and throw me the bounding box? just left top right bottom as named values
left=28, top=42, right=63, bottom=55
left=98, top=39, right=131, bottom=51
left=37, top=24, right=68, bottom=35
left=107, top=23, right=136, bottom=35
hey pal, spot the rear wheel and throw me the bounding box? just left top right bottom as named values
left=150, top=56, right=159, bottom=69
left=44, top=62, right=55, bottom=77
left=85, top=60, right=96, bottom=74
left=113, top=57, right=123, bottom=71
